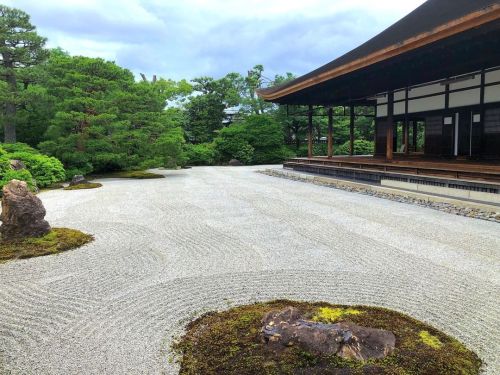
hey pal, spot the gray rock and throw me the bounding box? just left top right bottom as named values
left=0, top=180, right=51, bottom=241
left=9, top=160, right=26, bottom=171
left=261, top=307, right=396, bottom=361
left=228, top=159, right=243, bottom=166
left=70, top=175, right=88, bottom=186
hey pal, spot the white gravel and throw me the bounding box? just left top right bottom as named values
left=0, top=166, right=499, bottom=374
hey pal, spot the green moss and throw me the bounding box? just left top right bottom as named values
left=172, top=300, right=482, bottom=375
left=100, top=170, right=165, bottom=179
left=312, top=307, right=362, bottom=324
left=63, top=182, right=102, bottom=190
left=0, top=228, right=93, bottom=263
left=40, top=183, right=64, bottom=192
left=419, top=330, right=443, bottom=349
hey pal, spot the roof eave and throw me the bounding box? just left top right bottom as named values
left=258, top=4, right=500, bottom=102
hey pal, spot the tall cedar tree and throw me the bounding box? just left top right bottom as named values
left=0, top=5, right=48, bottom=143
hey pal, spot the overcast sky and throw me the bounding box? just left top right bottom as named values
left=4, top=0, right=426, bottom=81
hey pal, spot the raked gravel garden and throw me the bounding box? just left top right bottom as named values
left=0, top=166, right=499, bottom=374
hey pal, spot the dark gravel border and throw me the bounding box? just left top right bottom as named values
left=259, top=169, right=500, bottom=224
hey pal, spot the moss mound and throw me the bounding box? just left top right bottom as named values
left=64, top=182, right=102, bottom=190
left=172, top=300, right=481, bottom=375
left=106, top=171, right=164, bottom=179
left=0, top=228, right=93, bottom=262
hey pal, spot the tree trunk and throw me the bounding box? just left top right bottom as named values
left=4, top=69, right=17, bottom=143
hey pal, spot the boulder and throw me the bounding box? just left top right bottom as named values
left=228, top=159, right=243, bottom=166
left=69, top=175, right=88, bottom=186
left=262, top=307, right=395, bottom=361
left=10, top=160, right=26, bottom=171
left=0, top=180, right=51, bottom=241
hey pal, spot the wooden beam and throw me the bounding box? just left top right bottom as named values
left=350, top=106, right=355, bottom=156
left=327, top=107, right=334, bottom=158
left=308, top=105, right=313, bottom=158
left=386, top=92, right=394, bottom=161
left=258, top=4, right=500, bottom=101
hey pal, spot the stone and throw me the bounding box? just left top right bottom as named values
left=262, top=307, right=395, bottom=362
left=228, top=159, right=243, bottom=166
left=0, top=180, right=51, bottom=241
left=70, top=175, right=88, bottom=186
left=9, top=160, right=26, bottom=171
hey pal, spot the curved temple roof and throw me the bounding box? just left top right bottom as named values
left=258, top=0, right=500, bottom=103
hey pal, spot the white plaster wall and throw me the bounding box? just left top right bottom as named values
left=449, top=88, right=481, bottom=108
left=394, top=90, right=406, bottom=101
left=377, top=104, right=388, bottom=117
left=485, top=69, right=500, bottom=84
left=394, top=101, right=406, bottom=115
left=449, top=75, right=481, bottom=90
left=485, top=84, right=500, bottom=104
left=408, top=95, right=445, bottom=113
left=408, top=83, right=444, bottom=98
left=377, top=95, right=387, bottom=105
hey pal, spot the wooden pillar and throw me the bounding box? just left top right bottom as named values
left=480, top=69, right=485, bottom=157
left=413, top=121, right=418, bottom=151
left=404, top=87, right=410, bottom=155
left=349, top=105, right=355, bottom=156
left=374, top=106, right=378, bottom=156
left=404, top=122, right=410, bottom=155
left=401, top=124, right=405, bottom=150
left=308, top=105, right=313, bottom=158
left=327, top=107, right=334, bottom=158
left=386, top=91, right=394, bottom=161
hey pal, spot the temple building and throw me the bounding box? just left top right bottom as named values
left=258, top=0, right=500, bottom=203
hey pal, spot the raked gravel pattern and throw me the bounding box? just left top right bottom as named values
left=0, top=166, right=499, bottom=375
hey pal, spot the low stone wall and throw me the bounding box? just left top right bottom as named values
left=259, top=169, right=500, bottom=224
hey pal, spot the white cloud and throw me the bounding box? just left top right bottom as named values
left=2, top=0, right=427, bottom=80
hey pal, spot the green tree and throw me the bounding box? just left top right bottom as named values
left=184, top=75, right=240, bottom=143
left=38, top=51, right=188, bottom=177
left=214, top=114, right=288, bottom=164
left=0, top=5, right=48, bottom=143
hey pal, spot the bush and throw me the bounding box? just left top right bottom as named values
left=0, top=168, right=36, bottom=191
left=214, top=125, right=253, bottom=163
left=184, top=143, right=216, bottom=166
left=0, top=143, right=65, bottom=190
left=6, top=151, right=66, bottom=188
left=242, top=115, right=286, bottom=164
left=1, top=143, right=40, bottom=154
left=233, top=143, right=254, bottom=165
left=213, top=115, right=287, bottom=165
left=336, top=140, right=374, bottom=156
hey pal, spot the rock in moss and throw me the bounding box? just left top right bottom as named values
left=64, top=183, right=102, bottom=190
left=0, top=179, right=51, bottom=241
left=0, top=227, right=93, bottom=262
left=262, top=307, right=395, bottom=361
left=69, top=175, right=89, bottom=186
left=172, top=300, right=482, bottom=375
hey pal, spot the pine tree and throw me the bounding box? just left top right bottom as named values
left=0, top=5, right=48, bottom=142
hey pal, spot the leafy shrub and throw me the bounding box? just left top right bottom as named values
left=214, top=126, right=253, bottom=163
left=1, top=143, right=40, bottom=154
left=336, top=140, right=374, bottom=156
left=0, top=168, right=36, bottom=191
left=234, top=144, right=254, bottom=165
left=242, top=115, right=286, bottom=164
left=214, top=115, right=287, bottom=165
left=6, top=151, right=65, bottom=188
left=0, top=143, right=65, bottom=190
left=184, top=143, right=216, bottom=166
